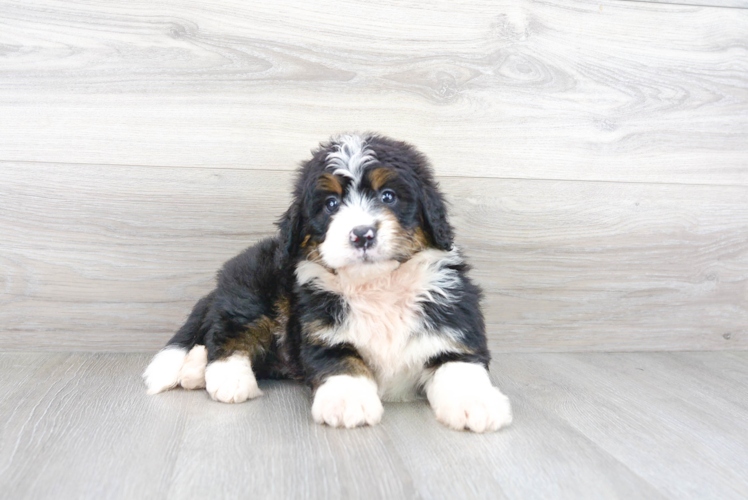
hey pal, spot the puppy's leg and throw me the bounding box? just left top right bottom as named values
left=143, top=345, right=209, bottom=394
left=143, top=346, right=189, bottom=395
left=204, top=318, right=276, bottom=404
left=426, top=361, right=512, bottom=433
left=178, top=344, right=208, bottom=390
left=143, top=292, right=215, bottom=395
left=304, top=342, right=383, bottom=429
left=205, top=351, right=262, bottom=403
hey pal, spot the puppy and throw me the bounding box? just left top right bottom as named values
left=143, top=134, right=512, bottom=432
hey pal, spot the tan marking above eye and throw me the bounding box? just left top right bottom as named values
left=316, top=173, right=343, bottom=195
left=369, top=168, right=397, bottom=191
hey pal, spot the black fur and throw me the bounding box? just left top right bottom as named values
left=162, top=134, right=489, bottom=394
left=366, top=135, right=454, bottom=251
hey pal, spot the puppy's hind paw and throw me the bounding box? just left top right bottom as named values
left=312, top=375, right=383, bottom=429
left=178, top=345, right=208, bottom=390
left=204, top=353, right=263, bottom=404
left=143, top=347, right=188, bottom=395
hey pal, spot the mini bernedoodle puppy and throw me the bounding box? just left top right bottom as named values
left=144, top=133, right=512, bottom=432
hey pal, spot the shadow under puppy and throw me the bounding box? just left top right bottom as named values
left=144, top=133, right=512, bottom=432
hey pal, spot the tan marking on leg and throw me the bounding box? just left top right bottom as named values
left=221, top=311, right=284, bottom=363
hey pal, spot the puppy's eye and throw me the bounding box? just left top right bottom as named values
left=380, top=189, right=397, bottom=205
left=325, top=196, right=340, bottom=213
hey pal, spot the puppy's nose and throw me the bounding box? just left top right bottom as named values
left=350, top=226, right=377, bottom=249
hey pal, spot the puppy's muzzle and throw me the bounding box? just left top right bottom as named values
left=350, top=226, right=377, bottom=250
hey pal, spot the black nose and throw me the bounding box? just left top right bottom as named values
left=350, top=226, right=377, bottom=249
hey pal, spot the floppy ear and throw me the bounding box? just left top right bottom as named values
left=420, top=181, right=454, bottom=251
left=276, top=198, right=303, bottom=265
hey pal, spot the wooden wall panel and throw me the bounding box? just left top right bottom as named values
left=2, top=0, right=746, bottom=352
left=0, top=0, right=746, bottom=185
left=2, top=163, right=746, bottom=352
left=627, top=0, right=748, bottom=8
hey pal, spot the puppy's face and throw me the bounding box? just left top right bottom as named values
left=313, top=136, right=426, bottom=268
left=281, top=134, right=453, bottom=270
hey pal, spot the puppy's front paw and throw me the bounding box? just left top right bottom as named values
left=312, top=375, right=383, bottom=428
left=432, top=385, right=512, bottom=433
left=204, top=353, right=263, bottom=404
left=427, top=362, right=512, bottom=433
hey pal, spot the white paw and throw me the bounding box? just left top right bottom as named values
left=178, top=345, right=207, bottom=390
left=427, top=362, right=512, bottom=433
left=312, top=375, right=383, bottom=428
left=204, top=353, right=263, bottom=403
left=143, top=347, right=187, bottom=395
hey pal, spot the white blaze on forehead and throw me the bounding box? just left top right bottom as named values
left=326, top=134, right=376, bottom=184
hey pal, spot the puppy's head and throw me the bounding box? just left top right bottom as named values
left=278, top=134, right=453, bottom=270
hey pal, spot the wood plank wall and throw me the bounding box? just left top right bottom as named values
left=1, top=0, right=747, bottom=352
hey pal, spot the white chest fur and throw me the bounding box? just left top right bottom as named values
left=296, top=249, right=463, bottom=401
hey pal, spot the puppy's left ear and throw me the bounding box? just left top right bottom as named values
left=420, top=181, right=454, bottom=251
left=276, top=199, right=303, bottom=265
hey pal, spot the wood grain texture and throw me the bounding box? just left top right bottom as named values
left=2, top=162, right=746, bottom=352
left=627, top=0, right=748, bottom=9
left=499, top=353, right=748, bottom=498
left=0, top=0, right=747, bottom=185
left=1, top=352, right=747, bottom=499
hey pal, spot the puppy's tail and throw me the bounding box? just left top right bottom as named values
left=143, top=291, right=215, bottom=395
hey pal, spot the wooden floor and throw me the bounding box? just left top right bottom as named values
left=1, top=351, right=746, bottom=500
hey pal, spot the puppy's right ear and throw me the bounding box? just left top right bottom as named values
left=277, top=148, right=326, bottom=266
left=276, top=198, right=302, bottom=265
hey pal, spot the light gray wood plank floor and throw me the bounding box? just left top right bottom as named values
left=1, top=351, right=746, bottom=499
